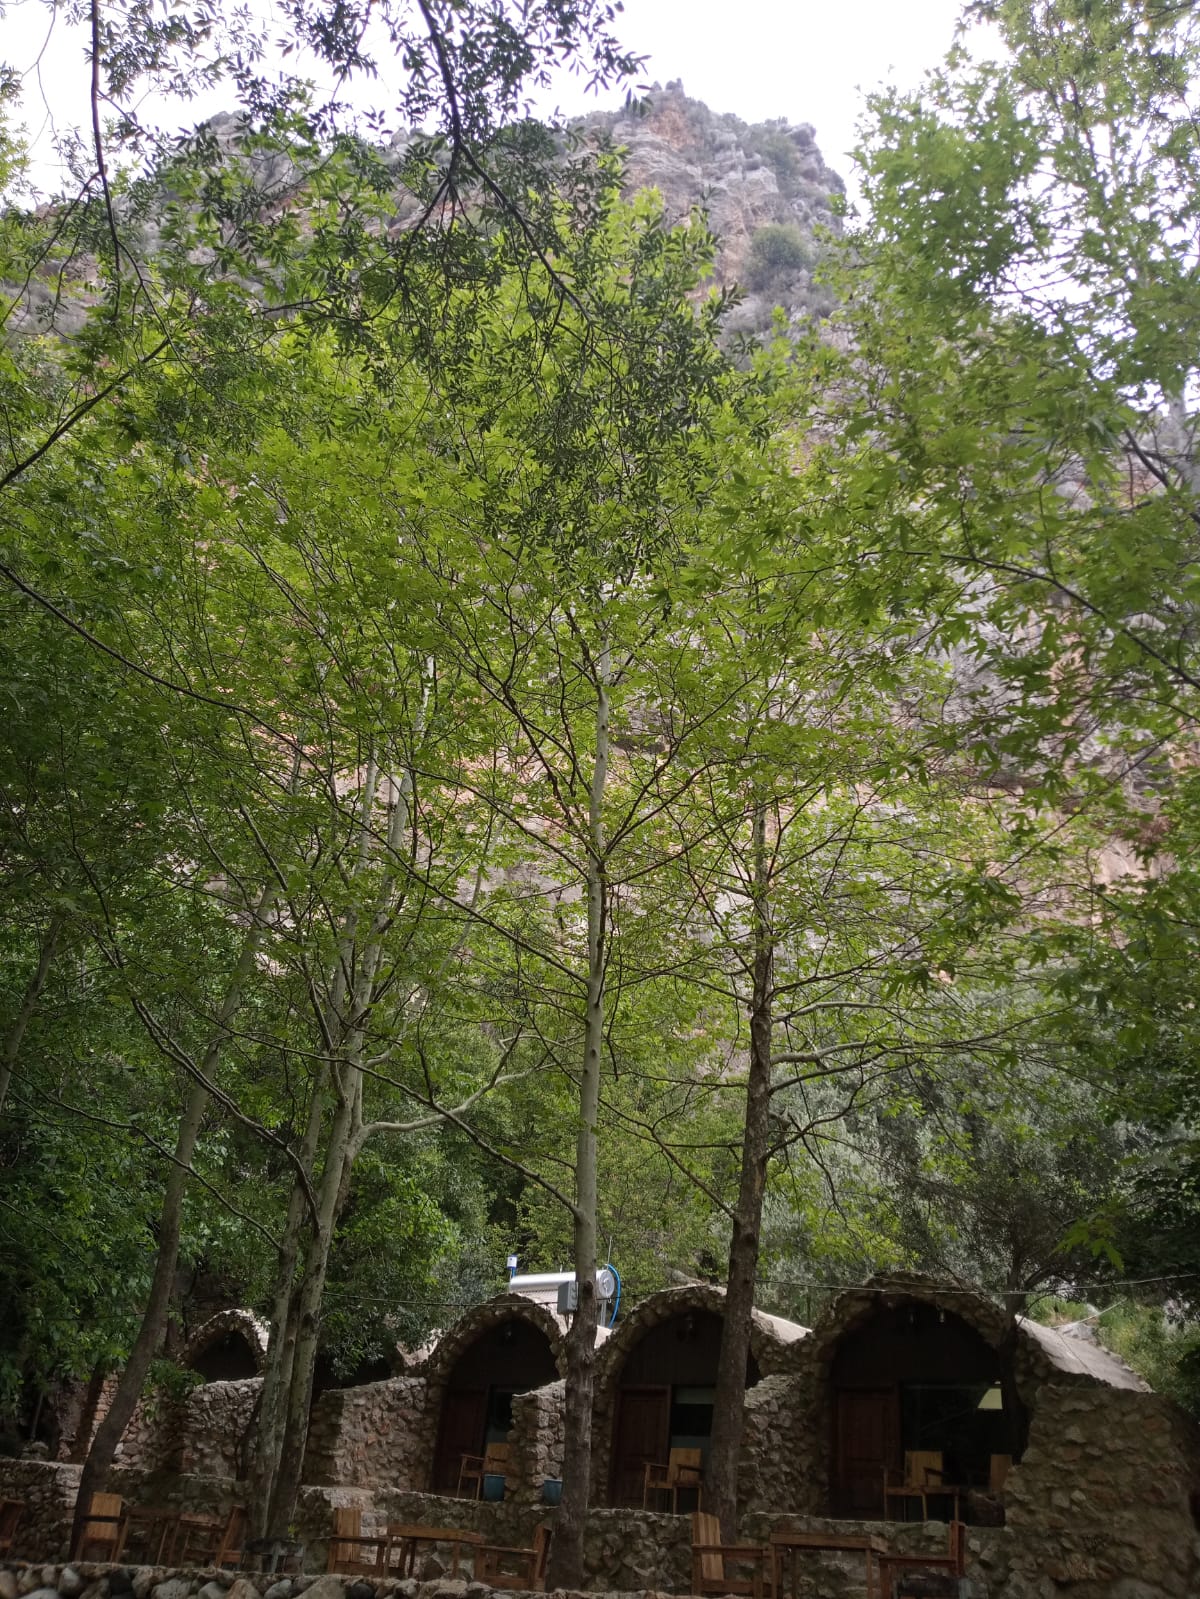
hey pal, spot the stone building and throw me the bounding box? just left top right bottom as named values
left=3, top=1275, right=1199, bottom=1597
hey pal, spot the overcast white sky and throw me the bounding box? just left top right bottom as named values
left=3, top=0, right=977, bottom=200
left=558, top=0, right=971, bottom=170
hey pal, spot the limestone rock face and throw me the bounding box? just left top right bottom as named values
left=579, top=81, right=845, bottom=334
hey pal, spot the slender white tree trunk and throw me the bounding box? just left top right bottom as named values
left=708, top=799, right=773, bottom=1540
left=548, top=634, right=609, bottom=1591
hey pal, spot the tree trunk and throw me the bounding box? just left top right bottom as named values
left=0, top=911, right=63, bottom=1117
left=547, top=640, right=609, bottom=1591
left=1000, top=1283, right=1031, bottom=1460
left=708, top=799, right=774, bottom=1541
left=262, top=1081, right=357, bottom=1535
left=998, top=1326, right=1030, bottom=1459
left=246, top=1083, right=326, bottom=1539
left=68, top=1360, right=111, bottom=1463
left=70, top=1072, right=207, bottom=1555
left=250, top=748, right=421, bottom=1537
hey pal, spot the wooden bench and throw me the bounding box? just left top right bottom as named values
left=770, top=1526, right=886, bottom=1599
left=879, top=1521, right=967, bottom=1599
left=385, top=1524, right=483, bottom=1577
left=476, top=1523, right=550, bottom=1591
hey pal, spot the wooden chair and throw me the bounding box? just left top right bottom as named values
left=879, top=1520, right=966, bottom=1598
left=644, top=1446, right=704, bottom=1513
left=691, top=1511, right=773, bottom=1599
left=476, top=1522, right=550, bottom=1591
left=883, top=1451, right=952, bottom=1521
left=175, top=1506, right=246, bottom=1569
left=457, top=1440, right=510, bottom=1499
left=327, top=1506, right=387, bottom=1575
left=0, top=1500, right=25, bottom=1558
left=115, top=1506, right=181, bottom=1565
left=73, top=1492, right=125, bottom=1561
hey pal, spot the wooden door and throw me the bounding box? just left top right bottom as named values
left=610, top=1386, right=669, bottom=1506
left=833, top=1388, right=898, bottom=1517
left=432, top=1386, right=487, bottom=1493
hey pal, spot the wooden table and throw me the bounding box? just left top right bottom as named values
left=770, top=1528, right=888, bottom=1599
left=116, top=1507, right=181, bottom=1565
left=385, top=1524, right=483, bottom=1578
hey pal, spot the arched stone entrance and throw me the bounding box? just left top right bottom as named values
left=828, top=1298, right=1008, bottom=1517
left=183, top=1310, right=266, bottom=1383
left=591, top=1286, right=805, bottom=1508
left=426, top=1299, right=563, bottom=1494
left=606, top=1307, right=751, bottom=1506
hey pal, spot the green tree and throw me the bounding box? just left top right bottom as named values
left=835, top=0, right=1200, bottom=753
left=392, top=192, right=746, bottom=1584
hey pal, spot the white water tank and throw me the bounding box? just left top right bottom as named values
left=508, top=1269, right=616, bottom=1313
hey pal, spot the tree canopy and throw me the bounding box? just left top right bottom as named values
left=2, top=0, right=1199, bottom=1573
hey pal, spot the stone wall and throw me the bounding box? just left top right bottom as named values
left=1002, top=1384, right=1200, bottom=1599
left=0, top=1464, right=80, bottom=1563
left=60, top=1379, right=119, bottom=1464
left=178, top=1385, right=260, bottom=1481
left=583, top=1509, right=690, bottom=1591
left=117, top=1400, right=185, bottom=1476
left=301, top=1381, right=426, bottom=1492
left=505, top=1381, right=564, bottom=1506
left=115, top=1384, right=259, bottom=1483
left=736, top=1373, right=814, bottom=1517
left=0, top=1563, right=687, bottom=1599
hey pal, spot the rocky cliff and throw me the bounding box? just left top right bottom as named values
left=10, top=85, right=845, bottom=346
left=580, top=81, right=845, bottom=334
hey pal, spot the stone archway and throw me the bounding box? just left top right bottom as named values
left=591, top=1284, right=802, bottom=1506
left=182, top=1309, right=267, bottom=1382
left=418, top=1295, right=566, bottom=1495
left=796, top=1275, right=1049, bottom=1518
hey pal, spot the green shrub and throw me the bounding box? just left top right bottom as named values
left=1097, top=1301, right=1200, bottom=1417
left=746, top=223, right=812, bottom=292
left=753, top=126, right=801, bottom=193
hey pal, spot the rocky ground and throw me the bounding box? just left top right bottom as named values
left=1, top=1571, right=612, bottom=1599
